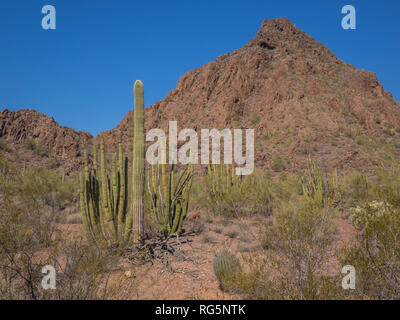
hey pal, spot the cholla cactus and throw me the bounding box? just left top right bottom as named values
left=350, top=200, right=392, bottom=230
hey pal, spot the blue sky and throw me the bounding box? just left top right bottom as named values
left=0, top=0, right=399, bottom=136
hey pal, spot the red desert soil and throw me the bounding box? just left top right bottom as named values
left=60, top=210, right=355, bottom=300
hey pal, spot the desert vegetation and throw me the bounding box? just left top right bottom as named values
left=2, top=143, right=400, bottom=299
left=1, top=81, right=400, bottom=300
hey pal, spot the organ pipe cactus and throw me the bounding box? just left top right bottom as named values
left=80, top=80, right=145, bottom=246
left=148, top=152, right=193, bottom=236
left=80, top=133, right=128, bottom=246
left=300, top=156, right=340, bottom=208
left=207, top=163, right=242, bottom=202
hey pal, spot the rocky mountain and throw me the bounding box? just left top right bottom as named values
left=106, top=18, right=400, bottom=173
left=2, top=18, right=400, bottom=174
left=0, top=108, right=92, bottom=173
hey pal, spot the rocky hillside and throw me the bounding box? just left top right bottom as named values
left=106, top=18, right=400, bottom=173
left=2, top=18, right=400, bottom=174
left=0, top=108, right=92, bottom=173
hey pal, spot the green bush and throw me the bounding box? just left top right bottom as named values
left=18, top=167, right=78, bottom=212
left=22, top=138, right=47, bottom=156
left=340, top=200, right=400, bottom=299
left=206, top=166, right=274, bottom=217
left=230, top=200, right=339, bottom=300
left=373, top=165, right=400, bottom=207
left=23, top=138, right=37, bottom=150
left=340, top=171, right=371, bottom=207
left=271, top=154, right=285, bottom=172
left=0, top=138, right=10, bottom=152
left=0, top=155, right=119, bottom=300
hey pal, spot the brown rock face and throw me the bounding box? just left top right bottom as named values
left=0, top=108, right=92, bottom=173
left=107, top=18, right=400, bottom=173
left=2, top=18, right=400, bottom=173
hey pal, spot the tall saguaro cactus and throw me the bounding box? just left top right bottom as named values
left=125, top=80, right=145, bottom=244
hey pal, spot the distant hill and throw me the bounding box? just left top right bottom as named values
left=0, top=108, right=92, bottom=173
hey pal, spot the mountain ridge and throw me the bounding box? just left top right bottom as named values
left=1, top=18, right=400, bottom=173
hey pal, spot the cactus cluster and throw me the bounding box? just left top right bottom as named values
left=80, top=80, right=145, bottom=246
left=213, top=248, right=241, bottom=289
left=80, top=80, right=194, bottom=246
left=207, top=163, right=243, bottom=202
left=148, top=155, right=193, bottom=236
left=300, top=157, right=340, bottom=208
left=80, top=134, right=125, bottom=245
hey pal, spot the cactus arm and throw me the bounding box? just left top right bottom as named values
left=117, top=134, right=126, bottom=242
left=100, top=135, right=117, bottom=242
left=80, top=172, right=93, bottom=242
left=112, top=153, right=118, bottom=216
left=84, top=151, right=98, bottom=238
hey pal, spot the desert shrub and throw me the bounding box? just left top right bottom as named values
left=47, top=240, right=117, bottom=300
left=22, top=138, right=47, bottom=156
left=237, top=242, right=258, bottom=253
left=213, top=248, right=241, bottom=291
left=247, top=172, right=274, bottom=216
left=0, top=156, right=118, bottom=300
left=0, top=178, right=59, bottom=299
left=271, top=153, right=285, bottom=172
left=189, top=174, right=208, bottom=207
left=0, top=234, right=117, bottom=299
left=262, top=202, right=338, bottom=299
left=23, top=138, right=37, bottom=151
left=214, top=226, right=223, bottom=234
left=209, top=178, right=247, bottom=216
left=270, top=172, right=303, bottom=203
left=339, top=200, right=400, bottom=299
left=33, top=144, right=47, bottom=156
left=189, top=217, right=205, bottom=235
left=206, top=167, right=274, bottom=217
left=201, top=232, right=218, bottom=244
left=66, top=213, right=82, bottom=224
left=231, top=200, right=339, bottom=299
left=341, top=164, right=400, bottom=209
left=224, top=226, right=239, bottom=239
left=340, top=171, right=371, bottom=208
left=373, top=165, right=400, bottom=207
left=18, top=167, right=77, bottom=213
left=0, top=138, right=10, bottom=152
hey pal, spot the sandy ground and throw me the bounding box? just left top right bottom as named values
left=60, top=210, right=355, bottom=300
